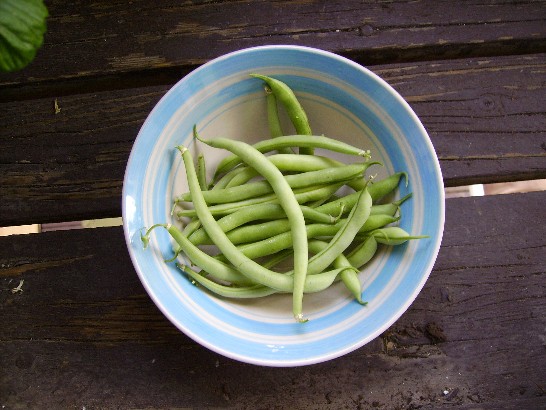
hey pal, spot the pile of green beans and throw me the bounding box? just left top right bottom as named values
left=142, top=74, right=427, bottom=322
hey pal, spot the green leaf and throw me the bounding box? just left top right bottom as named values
left=0, top=0, right=48, bottom=72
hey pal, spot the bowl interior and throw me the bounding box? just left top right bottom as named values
left=123, top=46, right=444, bottom=366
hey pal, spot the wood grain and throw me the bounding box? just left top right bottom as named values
left=1, top=54, right=544, bottom=226
left=1, top=192, right=545, bottom=408
left=0, top=0, right=544, bottom=96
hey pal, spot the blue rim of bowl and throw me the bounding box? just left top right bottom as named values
left=122, top=45, right=445, bottom=367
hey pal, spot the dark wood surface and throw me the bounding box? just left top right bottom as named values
left=1, top=1, right=545, bottom=408
left=2, top=192, right=545, bottom=408
left=2, top=53, right=545, bottom=226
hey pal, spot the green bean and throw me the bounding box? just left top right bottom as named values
left=313, top=190, right=359, bottom=216
left=224, top=219, right=292, bottom=246
left=185, top=239, right=362, bottom=300
left=265, top=86, right=284, bottom=139
left=197, top=153, right=207, bottom=191
left=181, top=264, right=277, bottom=298
left=308, top=240, right=365, bottom=304
left=301, top=205, right=340, bottom=224
left=176, top=183, right=343, bottom=218
left=372, top=226, right=428, bottom=245
left=185, top=134, right=310, bottom=322
left=251, top=74, right=313, bottom=155
left=212, top=165, right=249, bottom=190
left=261, top=249, right=294, bottom=270
left=182, top=263, right=348, bottom=298
left=224, top=166, right=259, bottom=188
left=218, top=212, right=392, bottom=262
left=367, top=172, right=408, bottom=203
left=178, top=162, right=373, bottom=204
left=346, top=236, right=378, bottom=268
left=181, top=218, right=201, bottom=237
left=269, top=153, right=343, bottom=173
left=141, top=223, right=255, bottom=286
left=360, top=214, right=399, bottom=231
left=214, top=134, right=371, bottom=178
left=370, top=192, right=412, bottom=216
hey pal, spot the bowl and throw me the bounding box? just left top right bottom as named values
left=122, top=45, right=445, bottom=367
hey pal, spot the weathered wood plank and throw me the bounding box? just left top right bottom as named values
left=1, top=54, right=544, bottom=226
left=378, top=54, right=546, bottom=186
left=0, top=0, right=544, bottom=95
left=1, top=192, right=545, bottom=408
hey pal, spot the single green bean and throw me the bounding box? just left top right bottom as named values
left=346, top=236, right=378, bottom=268
left=265, top=86, right=285, bottom=139
left=215, top=223, right=335, bottom=261
left=224, top=166, right=259, bottom=188
left=372, top=226, right=428, bottom=245
left=223, top=154, right=343, bottom=189
left=367, top=172, right=408, bottom=203
left=211, top=165, right=249, bottom=190
left=268, top=153, right=343, bottom=173
left=141, top=223, right=255, bottom=286
left=251, top=74, right=313, bottom=155
left=224, top=219, right=292, bottom=246
left=370, top=192, right=412, bottom=216
left=214, top=134, right=370, bottom=178
left=197, top=153, right=207, bottom=191
left=182, top=264, right=348, bottom=298
left=181, top=218, right=201, bottom=237
left=181, top=264, right=277, bottom=298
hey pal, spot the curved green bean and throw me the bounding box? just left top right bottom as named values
left=197, top=153, right=207, bottom=191
left=182, top=264, right=349, bottom=298
left=141, top=223, right=254, bottom=286
left=309, top=239, right=365, bottom=304
left=346, top=236, right=378, bottom=268
left=212, top=165, right=250, bottom=190
left=214, top=134, right=371, bottom=178
left=265, top=86, right=285, bottom=139
left=372, top=226, right=428, bottom=245
left=251, top=74, right=313, bottom=155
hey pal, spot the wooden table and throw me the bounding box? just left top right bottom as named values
left=1, top=1, right=545, bottom=408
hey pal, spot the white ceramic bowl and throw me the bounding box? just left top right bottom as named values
left=122, top=45, right=444, bottom=367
